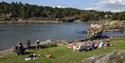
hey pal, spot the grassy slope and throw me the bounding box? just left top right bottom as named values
left=0, top=38, right=125, bottom=63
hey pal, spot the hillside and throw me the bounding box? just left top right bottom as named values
left=0, top=1, right=125, bottom=23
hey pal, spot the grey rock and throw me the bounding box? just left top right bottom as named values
left=81, top=51, right=125, bottom=63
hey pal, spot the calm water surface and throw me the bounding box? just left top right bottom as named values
left=0, top=23, right=124, bottom=50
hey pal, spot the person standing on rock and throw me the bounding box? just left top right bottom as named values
left=35, top=40, right=40, bottom=49
left=27, top=40, right=31, bottom=50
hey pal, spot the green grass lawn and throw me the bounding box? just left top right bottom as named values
left=0, top=38, right=125, bottom=63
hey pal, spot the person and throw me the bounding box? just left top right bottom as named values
left=15, top=42, right=25, bottom=55
left=104, top=39, right=111, bottom=47
left=27, top=40, right=31, bottom=50
left=35, top=40, right=40, bottom=49
left=94, top=42, right=99, bottom=49
left=80, top=43, right=89, bottom=52
left=91, top=42, right=95, bottom=50
left=98, top=40, right=104, bottom=48
left=106, top=39, right=110, bottom=47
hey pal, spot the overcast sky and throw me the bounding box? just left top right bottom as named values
left=1, top=0, right=125, bottom=12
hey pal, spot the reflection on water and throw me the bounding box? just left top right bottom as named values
left=0, top=23, right=125, bottom=50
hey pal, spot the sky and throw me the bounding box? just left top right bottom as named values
left=1, top=0, right=125, bottom=12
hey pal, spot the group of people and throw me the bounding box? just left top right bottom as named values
left=68, top=39, right=111, bottom=52
left=14, top=40, right=41, bottom=55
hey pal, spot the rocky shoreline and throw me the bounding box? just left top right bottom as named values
left=0, top=39, right=94, bottom=57
left=0, top=47, right=14, bottom=57
left=0, top=40, right=68, bottom=57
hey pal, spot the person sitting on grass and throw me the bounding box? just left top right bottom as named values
left=15, top=42, right=25, bottom=55
left=94, top=42, right=99, bottom=49
left=104, top=39, right=111, bottom=48
left=89, top=42, right=95, bottom=51
left=98, top=40, right=104, bottom=48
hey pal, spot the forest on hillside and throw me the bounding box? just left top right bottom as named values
left=0, top=1, right=125, bottom=22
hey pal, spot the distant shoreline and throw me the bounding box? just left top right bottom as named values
left=0, top=20, right=124, bottom=24
left=0, top=20, right=63, bottom=24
